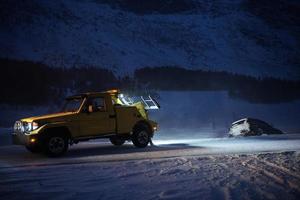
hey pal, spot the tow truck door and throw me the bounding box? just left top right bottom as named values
left=78, top=96, right=116, bottom=137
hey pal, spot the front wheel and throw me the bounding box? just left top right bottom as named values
left=132, top=125, right=151, bottom=148
left=109, top=136, right=126, bottom=146
left=43, top=134, right=68, bottom=157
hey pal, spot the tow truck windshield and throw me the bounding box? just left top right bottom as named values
left=61, top=97, right=83, bottom=112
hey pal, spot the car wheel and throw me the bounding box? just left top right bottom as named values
left=109, top=136, right=126, bottom=146
left=132, top=125, right=150, bottom=148
left=25, top=144, right=41, bottom=153
left=43, top=134, right=68, bottom=157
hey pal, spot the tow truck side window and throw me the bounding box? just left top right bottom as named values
left=84, top=97, right=106, bottom=112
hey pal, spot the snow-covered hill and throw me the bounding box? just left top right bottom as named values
left=0, top=0, right=299, bottom=78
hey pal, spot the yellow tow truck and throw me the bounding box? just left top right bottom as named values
left=12, top=89, right=159, bottom=157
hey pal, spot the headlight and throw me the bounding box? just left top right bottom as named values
left=14, top=121, right=39, bottom=133
left=23, top=121, right=39, bottom=132
left=13, top=121, right=23, bottom=133
left=23, top=122, right=31, bottom=132
left=32, top=122, right=39, bottom=130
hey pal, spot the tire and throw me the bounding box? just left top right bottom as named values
left=25, top=144, right=41, bottom=153
left=109, top=136, right=126, bottom=146
left=132, top=124, right=151, bottom=148
left=43, top=134, right=69, bottom=157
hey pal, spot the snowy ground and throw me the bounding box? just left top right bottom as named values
left=0, top=133, right=300, bottom=200
left=1, top=90, right=300, bottom=199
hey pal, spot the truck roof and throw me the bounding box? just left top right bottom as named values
left=66, top=89, right=119, bottom=99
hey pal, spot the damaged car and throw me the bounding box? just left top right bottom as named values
left=229, top=118, right=283, bottom=137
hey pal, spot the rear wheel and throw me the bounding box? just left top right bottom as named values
left=43, top=134, right=69, bottom=157
left=109, top=136, right=126, bottom=146
left=132, top=125, right=151, bottom=148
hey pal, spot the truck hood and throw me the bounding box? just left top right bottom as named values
left=21, top=112, right=75, bottom=123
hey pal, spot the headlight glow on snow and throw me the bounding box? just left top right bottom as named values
left=153, top=139, right=198, bottom=146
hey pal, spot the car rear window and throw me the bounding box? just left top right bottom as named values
left=232, top=120, right=245, bottom=125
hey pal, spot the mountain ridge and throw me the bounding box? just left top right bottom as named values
left=0, top=0, right=299, bottom=79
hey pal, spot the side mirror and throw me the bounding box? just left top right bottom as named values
left=88, top=105, right=93, bottom=113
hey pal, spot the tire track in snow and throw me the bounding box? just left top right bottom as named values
left=244, top=156, right=300, bottom=193
left=260, top=159, right=300, bottom=179
left=256, top=158, right=300, bottom=192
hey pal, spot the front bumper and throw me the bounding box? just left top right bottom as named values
left=12, top=133, right=38, bottom=145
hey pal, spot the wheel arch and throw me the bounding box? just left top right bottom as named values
left=39, top=126, right=72, bottom=140
left=133, top=120, right=153, bottom=137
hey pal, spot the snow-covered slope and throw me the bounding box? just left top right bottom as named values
left=0, top=0, right=299, bottom=78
